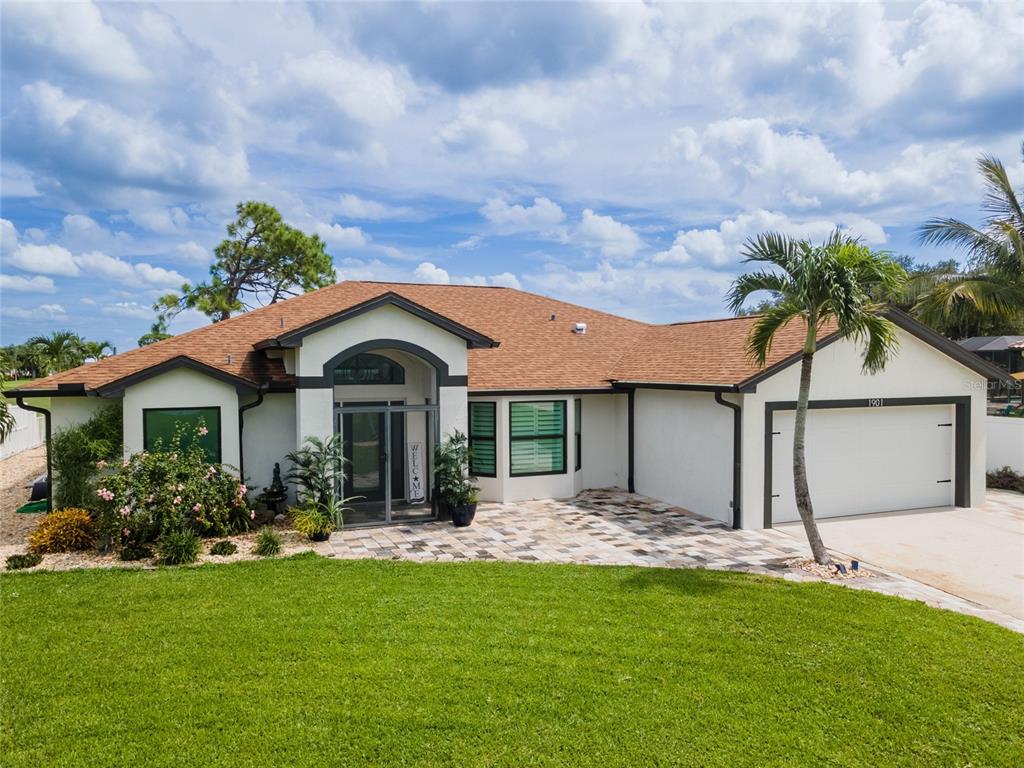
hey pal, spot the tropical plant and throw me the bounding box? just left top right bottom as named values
left=253, top=526, right=282, bottom=557
left=912, top=144, right=1024, bottom=337
left=0, top=372, right=16, bottom=445
left=727, top=231, right=907, bottom=565
left=27, top=330, right=85, bottom=374
left=91, top=421, right=251, bottom=552
left=157, top=529, right=202, bottom=565
left=28, top=508, right=96, bottom=554
left=434, top=431, right=479, bottom=507
left=289, top=506, right=333, bottom=539
left=209, top=540, right=238, bottom=556
left=285, top=435, right=346, bottom=511
left=137, top=317, right=172, bottom=347
left=155, top=201, right=335, bottom=323
left=80, top=340, right=115, bottom=361
left=50, top=404, right=123, bottom=509
left=6, top=552, right=43, bottom=570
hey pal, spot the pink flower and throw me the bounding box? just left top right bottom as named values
left=193, top=503, right=202, bottom=512
left=122, top=527, right=130, bottom=538
left=96, top=488, right=115, bottom=501
left=236, top=484, right=247, bottom=496
left=250, top=510, right=256, bottom=519
left=197, top=426, right=209, bottom=436
left=119, top=505, right=130, bottom=518
left=176, top=483, right=184, bottom=492
left=122, top=457, right=130, bottom=467
left=95, top=459, right=107, bottom=469
left=147, top=494, right=155, bottom=503
left=172, top=496, right=182, bottom=505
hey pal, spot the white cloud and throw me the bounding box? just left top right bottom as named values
left=0, top=274, right=56, bottom=293
left=6, top=243, right=81, bottom=276
left=0, top=164, right=42, bottom=197
left=575, top=209, right=643, bottom=259
left=481, top=196, right=566, bottom=234
left=101, top=301, right=152, bottom=319
left=316, top=222, right=369, bottom=250
left=0, top=303, right=67, bottom=320
left=1, top=219, right=19, bottom=253
left=174, top=241, right=211, bottom=264
left=438, top=115, right=528, bottom=158
left=74, top=251, right=185, bottom=288
left=454, top=235, right=484, bottom=250
left=3, top=1, right=149, bottom=82
left=128, top=206, right=191, bottom=234
left=653, top=209, right=887, bottom=267
left=337, top=193, right=411, bottom=220
left=280, top=50, right=408, bottom=125
left=414, top=261, right=450, bottom=284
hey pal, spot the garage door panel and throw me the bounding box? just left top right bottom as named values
left=771, top=405, right=955, bottom=523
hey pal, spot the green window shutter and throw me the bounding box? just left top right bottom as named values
left=468, top=402, right=496, bottom=476
left=143, top=408, right=221, bottom=463
left=509, top=401, right=566, bottom=476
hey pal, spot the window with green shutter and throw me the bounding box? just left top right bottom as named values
left=468, top=402, right=496, bottom=477
left=143, top=407, right=221, bottom=463
left=574, top=398, right=582, bottom=472
left=509, top=401, right=566, bottom=476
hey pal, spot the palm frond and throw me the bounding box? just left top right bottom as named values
left=745, top=300, right=805, bottom=368
left=725, top=269, right=793, bottom=314
left=842, top=310, right=901, bottom=374
left=977, top=153, right=1024, bottom=230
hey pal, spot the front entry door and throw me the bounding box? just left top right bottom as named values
left=341, top=402, right=404, bottom=504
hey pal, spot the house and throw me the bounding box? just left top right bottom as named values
left=11, top=282, right=1011, bottom=530
left=958, top=336, right=1024, bottom=402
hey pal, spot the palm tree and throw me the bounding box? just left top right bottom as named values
left=914, top=144, right=1024, bottom=336
left=727, top=232, right=907, bottom=565
left=28, top=330, right=85, bottom=374
left=81, top=340, right=115, bottom=362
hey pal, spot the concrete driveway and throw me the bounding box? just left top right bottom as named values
left=777, top=490, right=1024, bottom=620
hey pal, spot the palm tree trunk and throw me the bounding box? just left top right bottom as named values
left=793, top=332, right=831, bottom=566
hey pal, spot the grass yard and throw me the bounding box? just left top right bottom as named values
left=2, top=556, right=1022, bottom=767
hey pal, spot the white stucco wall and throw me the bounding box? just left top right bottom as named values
left=49, top=396, right=111, bottom=431
left=986, top=416, right=1024, bottom=472
left=633, top=389, right=735, bottom=524
left=240, top=392, right=296, bottom=497
left=579, top=394, right=628, bottom=492
left=740, top=327, right=988, bottom=529
left=0, top=405, right=44, bottom=459
left=122, top=368, right=241, bottom=471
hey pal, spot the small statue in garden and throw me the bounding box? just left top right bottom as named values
left=269, top=463, right=286, bottom=496
left=255, top=462, right=289, bottom=523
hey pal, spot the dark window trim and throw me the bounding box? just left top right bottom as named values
left=762, top=396, right=970, bottom=529
left=142, top=406, right=223, bottom=463
left=295, top=338, right=467, bottom=390
left=508, top=400, right=567, bottom=478
left=574, top=398, right=582, bottom=472
left=468, top=401, right=497, bottom=478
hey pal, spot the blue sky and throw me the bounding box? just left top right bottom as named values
left=1, top=1, right=1022, bottom=351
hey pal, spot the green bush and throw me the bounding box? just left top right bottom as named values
left=289, top=506, right=332, bottom=539
left=253, top=527, right=282, bottom=557
left=27, top=508, right=95, bottom=553
left=6, top=552, right=43, bottom=570
left=119, top=544, right=153, bottom=562
left=51, top=404, right=122, bottom=509
left=157, top=529, right=202, bottom=565
left=209, top=540, right=237, bottom=556
left=986, top=466, right=1024, bottom=493
left=92, top=420, right=252, bottom=552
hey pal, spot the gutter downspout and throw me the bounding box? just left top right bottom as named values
left=237, top=384, right=268, bottom=482
left=16, top=397, right=53, bottom=513
left=714, top=392, right=742, bottom=530
left=627, top=388, right=635, bottom=493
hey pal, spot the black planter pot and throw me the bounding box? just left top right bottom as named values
left=450, top=502, right=477, bottom=527
left=311, top=530, right=330, bottom=542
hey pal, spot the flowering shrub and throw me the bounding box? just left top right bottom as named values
left=92, top=421, right=252, bottom=551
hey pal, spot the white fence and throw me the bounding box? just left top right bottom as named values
left=987, top=416, right=1024, bottom=473
left=0, top=404, right=45, bottom=460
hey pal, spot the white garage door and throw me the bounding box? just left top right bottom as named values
left=770, top=405, right=955, bottom=524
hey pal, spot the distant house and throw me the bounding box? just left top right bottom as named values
left=958, top=336, right=1024, bottom=401
left=11, top=282, right=1010, bottom=530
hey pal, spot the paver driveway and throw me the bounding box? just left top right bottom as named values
left=777, top=489, right=1024, bottom=620
left=323, top=488, right=1024, bottom=632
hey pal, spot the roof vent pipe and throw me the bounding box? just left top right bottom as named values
left=280, top=317, right=285, bottom=328
left=573, top=322, right=587, bottom=334
left=550, top=313, right=556, bottom=321
left=227, top=354, right=233, bottom=365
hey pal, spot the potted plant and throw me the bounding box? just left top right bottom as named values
left=285, top=437, right=356, bottom=539
left=289, top=506, right=333, bottom=541
left=434, top=431, right=480, bottom=527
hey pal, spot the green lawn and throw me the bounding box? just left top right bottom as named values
left=2, top=556, right=1022, bottom=767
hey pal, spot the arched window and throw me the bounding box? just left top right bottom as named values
left=333, top=353, right=405, bottom=385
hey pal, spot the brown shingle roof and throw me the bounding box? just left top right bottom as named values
left=14, top=281, right=829, bottom=394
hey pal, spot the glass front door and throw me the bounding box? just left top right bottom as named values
left=336, top=402, right=437, bottom=526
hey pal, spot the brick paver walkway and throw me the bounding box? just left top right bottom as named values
left=322, top=488, right=1024, bottom=633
